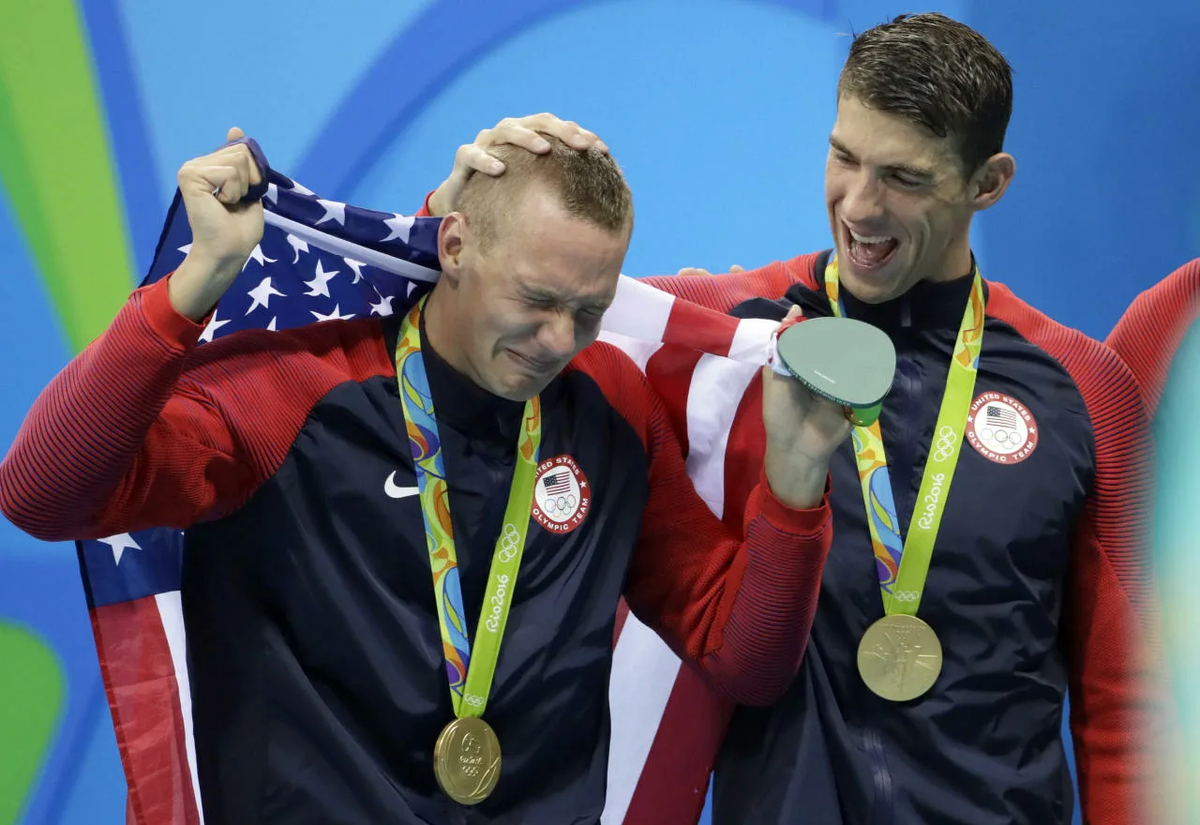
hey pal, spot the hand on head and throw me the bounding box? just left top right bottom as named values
left=428, top=114, right=608, bottom=218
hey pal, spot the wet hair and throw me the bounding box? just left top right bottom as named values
left=457, top=133, right=633, bottom=247
left=838, top=12, right=1013, bottom=173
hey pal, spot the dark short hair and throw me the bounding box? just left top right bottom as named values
left=457, top=134, right=633, bottom=248
left=838, top=12, right=1013, bottom=173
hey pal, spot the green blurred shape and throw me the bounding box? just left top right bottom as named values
left=0, top=0, right=135, bottom=354
left=0, top=621, right=66, bottom=825
left=0, top=2, right=128, bottom=818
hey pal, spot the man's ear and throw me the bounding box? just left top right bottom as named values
left=971, top=152, right=1015, bottom=213
left=437, top=212, right=468, bottom=285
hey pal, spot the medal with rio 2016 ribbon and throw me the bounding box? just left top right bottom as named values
left=825, top=257, right=986, bottom=702
left=395, top=296, right=542, bottom=803
left=433, top=717, right=503, bottom=805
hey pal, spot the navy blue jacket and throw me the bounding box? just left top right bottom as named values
left=641, top=250, right=1157, bottom=825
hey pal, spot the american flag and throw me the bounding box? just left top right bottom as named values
left=542, top=472, right=573, bottom=496
left=986, top=404, right=1019, bottom=428
left=79, top=160, right=776, bottom=824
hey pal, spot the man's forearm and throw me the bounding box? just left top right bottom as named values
left=763, top=449, right=830, bottom=510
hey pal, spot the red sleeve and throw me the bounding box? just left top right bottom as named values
left=0, top=276, right=394, bottom=541
left=571, top=342, right=833, bottom=706
left=1105, top=258, right=1200, bottom=418
left=638, top=252, right=821, bottom=312
left=989, top=285, right=1163, bottom=824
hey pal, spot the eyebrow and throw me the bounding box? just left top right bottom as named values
left=519, top=284, right=560, bottom=302
left=518, top=283, right=611, bottom=311
left=828, top=136, right=936, bottom=182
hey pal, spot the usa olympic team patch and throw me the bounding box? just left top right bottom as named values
left=966, top=391, right=1039, bottom=464
left=532, top=455, right=591, bottom=534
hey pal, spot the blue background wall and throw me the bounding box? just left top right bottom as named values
left=2, top=1, right=1198, bottom=822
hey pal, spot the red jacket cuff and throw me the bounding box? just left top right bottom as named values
left=137, top=275, right=208, bottom=350
left=417, top=190, right=434, bottom=218
left=755, top=467, right=832, bottom=535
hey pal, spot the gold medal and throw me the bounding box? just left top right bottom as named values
left=857, top=614, right=943, bottom=702
left=433, top=717, right=502, bottom=805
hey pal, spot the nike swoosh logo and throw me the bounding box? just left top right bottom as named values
left=384, top=472, right=420, bottom=499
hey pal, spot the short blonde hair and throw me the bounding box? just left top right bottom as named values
left=457, top=133, right=633, bottom=248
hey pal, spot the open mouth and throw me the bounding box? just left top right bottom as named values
left=842, top=222, right=899, bottom=272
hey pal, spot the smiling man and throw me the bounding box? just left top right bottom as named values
left=430, top=12, right=1160, bottom=825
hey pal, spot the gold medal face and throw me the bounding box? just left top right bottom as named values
left=857, top=614, right=943, bottom=702
left=433, top=717, right=502, bottom=805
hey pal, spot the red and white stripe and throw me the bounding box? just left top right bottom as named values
left=92, top=594, right=204, bottom=824
left=600, top=276, right=770, bottom=823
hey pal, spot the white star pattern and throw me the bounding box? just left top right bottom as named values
left=288, top=234, right=309, bottom=264
left=316, top=199, right=347, bottom=226
left=369, top=293, right=394, bottom=316
left=345, top=258, right=367, bottom=284
left=382, top=213, right=413, bottom=243
left=290, top=180, right=315, bottom=197
left=200, top=309, right=231, bottom=343
left=311, top=304, right=355, bottom=322
left=244, top=243, right=277, bottom=269
left=304, top=260, right=339, bottom=297
left=78, top=167, right=453, bottom=677
left=246, top=277, right=285, bottom=314
left=99, top=533, right=142, bottom=565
